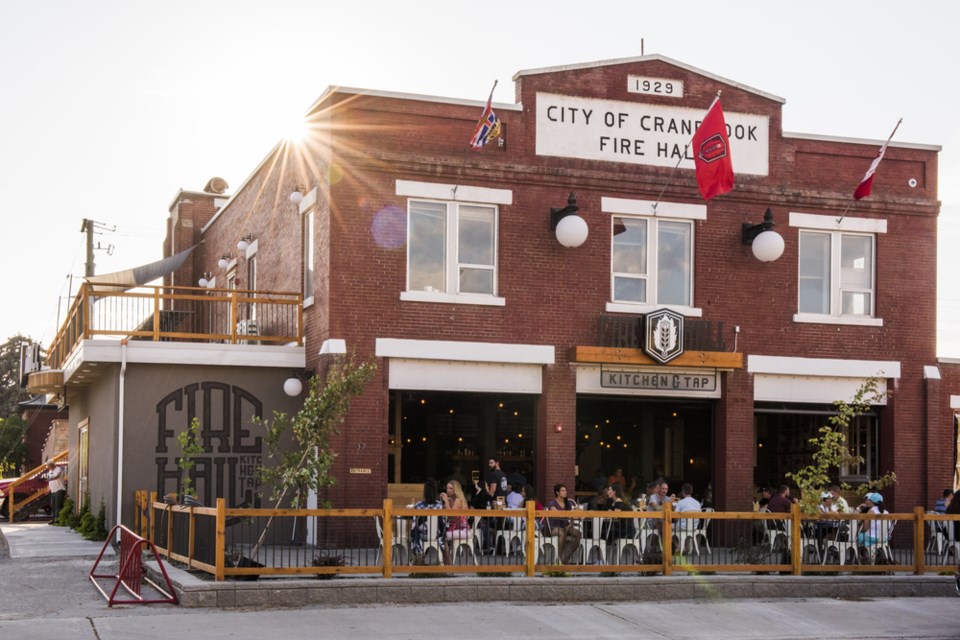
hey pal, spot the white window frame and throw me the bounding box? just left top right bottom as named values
left=300, top=188, right=317, bottom=308
left=602, top=197, right=703, bottom=317
left=791, top=212, right=885, bottom=327
left=396, top=180, right=510, bottom=307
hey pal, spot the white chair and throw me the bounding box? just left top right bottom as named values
left=419, top=515, right=443, bottom=565
left=374, top=516, right=411, bottom=566
left=535, top=524, right=558, bottom=565
left=673, top=513, right=700, bottom=557
left=926, top=512, right=946, bottom=555
left=870, top=519, right=895, bottom=565
left=611, top=519, right=643, bottom=564
left=823, top=518, right=860, bottom=566
left=494, top=515, right=524, bottom=558
left=449, top=517, right=479, bottom=565
left=799, top=523, right=822, bottom=564
left=765, top=517, right=791, bottom=553
left=580, top=517, right=607, bottom=565
left=694, top=508, right=713, bottom=555
left=638, top=517, right=662, bottom=555
left=942, top=519, right=960, bottom=560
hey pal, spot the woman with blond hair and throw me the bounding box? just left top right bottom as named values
left=440, top=479, right=470, bottom=564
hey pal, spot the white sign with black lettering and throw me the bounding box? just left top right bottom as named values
left=536, top=92, right=769, bottom=175
left=601, top=367, right=717, bottom=392
left=627, top=75, right=684, bottom=98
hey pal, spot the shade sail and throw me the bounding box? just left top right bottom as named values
left=85, top=245, right=197, bottom=290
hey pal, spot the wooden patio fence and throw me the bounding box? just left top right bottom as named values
left=133, top=491, right=960, bottom=581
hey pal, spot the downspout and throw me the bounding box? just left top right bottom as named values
left=116, top=338, right=128, bottom=536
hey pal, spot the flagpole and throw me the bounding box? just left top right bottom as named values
left=650, top=91, right=721, bottom=214
left=452, top=80, right=498, bottom=200
left=836, top=117, right=902, bottom=224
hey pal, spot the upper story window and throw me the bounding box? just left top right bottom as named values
left=791, top=212, right=885, bottom=326
left=602, top=197, right=705, bottom=317
left=303, top=207, right=315, bottom=303
left=799, top=231, right=874, bottom=315
left=408, top=200, right=497, bottom=295
left=612, top=217, right=693, bottom=306
left=396, top=180, right=510, bottom=306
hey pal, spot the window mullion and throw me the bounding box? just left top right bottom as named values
left=830, top=232, right=842, bottom=316
left=648, top=219, right=658, bottom=303
left=448, top=203, right=458, bottom=294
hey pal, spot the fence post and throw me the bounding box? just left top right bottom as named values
left=526, top=500, right=536, bottom=577
left=148, top=491, right=157, bottom=543
left=187, top=507, right=196, bottom=570
left=383, top=499, right=393, bottom=579
left=791, top=502, right=802, bottom=575
left=662, top=502, right=673, bottom=576
left=914, top=506, right=925, bottom=575
left=214, top=498, right=225, bottom=582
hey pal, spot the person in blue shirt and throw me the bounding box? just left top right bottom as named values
left=934, top=488, right=952, bottom=514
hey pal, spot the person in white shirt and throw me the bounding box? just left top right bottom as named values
left=46, top=461, right=66, bottom=523
left=505, top=483, right=525, bottom=509
left=829, top=484, right=850, bottom=514
left=673, top=483, right=701, bottom=531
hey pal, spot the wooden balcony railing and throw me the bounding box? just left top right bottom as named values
left=46, top=283, right=303, bottom=369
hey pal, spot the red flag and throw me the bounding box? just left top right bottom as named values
left=692, top=97, right=734, bottom=200
left=854, top=119, right=902, bottom=200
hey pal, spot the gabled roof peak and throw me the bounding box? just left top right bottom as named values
left=513, top=54, right=785, bottom=104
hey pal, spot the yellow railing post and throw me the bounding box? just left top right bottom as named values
left=165, top=503, right=174, bottom=560
left=914, top=506, right=925, bottom=575
left=526, top=500, right=536, bottom=577
left=152, top=288, right=161, bottom=341
left=187, top=506, right=196, bottom=570
left=791, top=502, right=802, bottom=575
left=662, top=502, right=673, bottom=576
left=148, top=491, right=157, bottom=543
left=82, top=283, right=91, bottom=340
left=215, top=498, right=226, bottom=581
left=383, top=499, right=393, bottom=579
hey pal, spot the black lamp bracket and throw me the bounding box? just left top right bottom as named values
left=742, top=207, right=776, bottom=244
left=550, top=192, right=579, bottom=229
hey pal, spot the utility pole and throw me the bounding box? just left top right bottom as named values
left=80, top=218, right=116, bottom=277
left=81, top=218, right=95, bottom=277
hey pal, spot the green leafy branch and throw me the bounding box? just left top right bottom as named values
left=248, top=358, right=376, bottom=561
left=176, top=417, right=204, bottom=498
left=786, top=377, right=896, bottom=515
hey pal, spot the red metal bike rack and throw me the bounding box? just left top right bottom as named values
left=89, top=524, right=178, bottom=607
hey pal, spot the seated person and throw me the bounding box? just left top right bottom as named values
left=544, top=484, right=582, bottom=564
left=672, top=483, right=702, bottom=531
left=600, top=483, right=635, bottom=542
left=410, top=480, right=444, bottom=564
left=505, top=483, right=525, bottom=509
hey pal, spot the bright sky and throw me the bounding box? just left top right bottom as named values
left=1, top=1, right=958, bottom=357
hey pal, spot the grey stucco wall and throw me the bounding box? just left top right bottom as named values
left=68, top=363, right=303, bottom=529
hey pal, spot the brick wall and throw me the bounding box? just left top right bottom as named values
left=170, top=57, right=946, bottom=510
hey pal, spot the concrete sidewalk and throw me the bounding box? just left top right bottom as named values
left=2, top=521, right=955, bottom=610
left=0, top=521, right=115, bottom=559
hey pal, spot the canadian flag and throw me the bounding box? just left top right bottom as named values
left=691, top=97, right=734, bottom=200
left=854, top=119, right=902, bottom=200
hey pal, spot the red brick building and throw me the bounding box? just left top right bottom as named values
left=37, top=55, right=958, bottom=526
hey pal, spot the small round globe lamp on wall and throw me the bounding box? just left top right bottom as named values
left=742, top=208, right=785, bottom=262
left=550, top=192, right=588, bottom=248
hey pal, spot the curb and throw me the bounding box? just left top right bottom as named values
left=144, top=562, right=957, bottom=609
left=0, top=524, right=9, bottom=559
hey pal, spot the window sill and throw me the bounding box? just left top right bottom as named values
left=605, top=302, right=703, bottom=317
left=401, top=291, right=506, bottom=307
left=303, top=296, right=315, bottom=310
left=792, top=313, right=883, bottom=327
